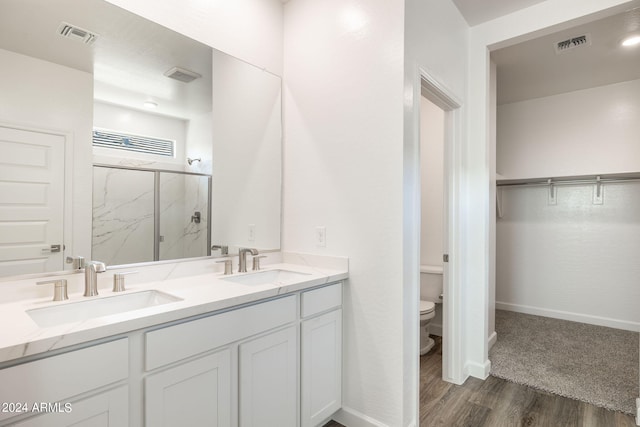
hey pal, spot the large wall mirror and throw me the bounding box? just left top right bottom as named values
left=0, top=0, right=281, bottom=278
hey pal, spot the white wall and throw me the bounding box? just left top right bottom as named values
left=497, top=79, right=640, bottom=179
left=283, top=0, right=407, bottom=425
left=185, top=111, right=213, bottom=175
left=466, top=0, right=636, bottom=381
left=104, top=0, right=283, bottom=76
left=495, top=78, right=640, bottom=332
left=211, top=50, right=282, bottom=253
left=405, top=0, right=469, bottom=392
left=419, top=96, right=445, bottom=335
left=496, top=183, right=640, bottom=331
left=0, top=48, right=93, bottom=265
left=282, top=0, right=468, bottom=425
left=420, top=97, right=445, bottom=269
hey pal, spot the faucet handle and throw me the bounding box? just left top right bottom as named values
left=216, top=259, right=233, bottom=275
left=113, top=271, right=138, bottom=292
left=37, top=279, right=69, bottom=301
left=252, top=255, right=267, bottom=271
left=66, top=256, right=85, bottom=270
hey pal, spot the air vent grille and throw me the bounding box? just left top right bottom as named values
left=57, top=22, right=98, bottom=45
left=164, top=66, right=201, bottom=83
left=93, top=129, right=175, bottom=157
left=555, top=34, right=591, bottom=54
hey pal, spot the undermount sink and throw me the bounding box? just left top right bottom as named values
left=27, top=290, right=183, bottom=328
left=221, top=269, right=311, bottom=286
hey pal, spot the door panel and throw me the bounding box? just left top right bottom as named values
left=0, top=125, right=65, bottom=276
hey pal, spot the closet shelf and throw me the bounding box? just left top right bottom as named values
left=496, top=171, right=640, bottom=187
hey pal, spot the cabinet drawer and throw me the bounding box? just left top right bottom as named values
left=301, top=283, right=342, bottom=318
left=145, top=295, right=296, bottom=371
left=0, top=339, right=128, bottom=423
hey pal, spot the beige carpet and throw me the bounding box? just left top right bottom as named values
left=490, top=309, right=639, bottom=415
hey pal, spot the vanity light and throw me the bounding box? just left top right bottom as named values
left=143, top=101, right=158, bottom=109
left=621, top=35, right=640, bottom=47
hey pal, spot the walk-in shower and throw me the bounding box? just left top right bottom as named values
left=92, top=164, right=212, bottom=266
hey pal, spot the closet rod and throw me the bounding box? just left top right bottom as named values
left=496, top=176, right=640, bottom=188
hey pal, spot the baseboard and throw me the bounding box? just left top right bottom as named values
left=333, top=407, right=389, bottom=427
left=465, top=359, right=491, bottom=380
left=496, top=301, right=640, bottom=332
left=488, top=331, right=497, bottom=350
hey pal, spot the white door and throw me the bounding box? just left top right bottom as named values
left=301, top=309, right=342, bottom=427
left=145, top=349, right=231, bottom=427
left=239, top=326, right=297, bottom=427
left=0, top=125, right=65, bottom=276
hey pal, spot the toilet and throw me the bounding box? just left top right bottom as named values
left=420, top=299, right=436, bottom=355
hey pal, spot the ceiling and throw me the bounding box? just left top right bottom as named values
left=0, top=0, right=212, bottom=119
left=492, top=7, right=640, bottom=105
left=452, top=0, right=548, bottom=26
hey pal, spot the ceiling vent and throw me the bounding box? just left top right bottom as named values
left=555, top=34, right=591, bottom=54
left=164, top=66, right=202, bottom=83
left=57, top=22, right=98, bottom=45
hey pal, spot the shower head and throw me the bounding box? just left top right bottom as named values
left=187, top=157, right=201, bottom=165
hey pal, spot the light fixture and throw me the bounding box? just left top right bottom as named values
left=143, top=101, right=158, bottom=109
left=621, top=35, right=640, bottom=47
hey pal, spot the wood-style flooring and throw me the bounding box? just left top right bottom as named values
left=324, top=336, right=637, bottom=427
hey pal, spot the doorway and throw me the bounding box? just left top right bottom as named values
left=489, top=7, right=640, bottom=417
left=418, top=74, right=462, bottom=386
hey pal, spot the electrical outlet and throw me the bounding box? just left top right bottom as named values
left=316, top=226, right=326, bottom=247
left=248, top=224, right=256, bottom=242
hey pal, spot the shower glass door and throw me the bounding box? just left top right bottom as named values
left=158, top=172, right=211, bottom=261
left=92, top=167, right=155, bottom=265
left=92, top=165, right=211, bottom=265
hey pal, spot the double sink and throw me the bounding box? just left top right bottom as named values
left=26, top=269, right=310, bottom=328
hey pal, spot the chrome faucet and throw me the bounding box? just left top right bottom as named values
left=84, top=261, right=106, bottom=296
left=238, top=248, right=258, bottom=273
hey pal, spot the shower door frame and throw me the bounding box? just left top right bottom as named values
left=93, top=163, right=212, bottom=262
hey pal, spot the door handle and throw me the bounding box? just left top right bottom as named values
left=42, top=244, right=62, bottom=254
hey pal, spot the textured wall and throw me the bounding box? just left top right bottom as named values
left=496, top=182, right=640, bottom=331
left=497, top=79, right=640, bottom=180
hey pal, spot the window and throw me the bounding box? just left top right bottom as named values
left=92, top=129, right=175, bottom=157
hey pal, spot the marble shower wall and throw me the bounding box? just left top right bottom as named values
left=159, top=173, right=209, bottom=260
left=92, top=167, right=210, bottom=265
left=92, top=167, right=155, bottom=266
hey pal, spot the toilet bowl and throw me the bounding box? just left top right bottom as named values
left=420, top=300, right=436, bottom=355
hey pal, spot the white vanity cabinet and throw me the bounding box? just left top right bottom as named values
left=300, top=283, right=343, bottom=427
left=1, top=280, right=344, bottom=427
left=239, top=326, right=298, bottom=427
left=10, top=386, right=128, bottom=427
left=145, top=350, right=231, bottom=426
left=0, top=339, right=129, bottom=427
left=143, top=295, right=298, bottom=427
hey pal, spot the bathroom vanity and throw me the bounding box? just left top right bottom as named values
left=0, top=256, right=346, bottom=427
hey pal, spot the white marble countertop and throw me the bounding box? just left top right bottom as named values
left=0, top=255, right=348, bottom=365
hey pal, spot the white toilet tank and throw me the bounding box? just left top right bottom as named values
left=420, top=265, right=443, bottom=336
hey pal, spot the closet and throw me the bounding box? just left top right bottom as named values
left=492, top=7, right=640, bottom=335
left=490, top=7, right=640, bottom=416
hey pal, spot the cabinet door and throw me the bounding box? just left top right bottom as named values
left=12, top=386, right=128, bottom=427
left=239, top=326, right=297, bottom=427
left=301, top=309, right=342, bottom=427
left=145, top=349, right=231, bottom=427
